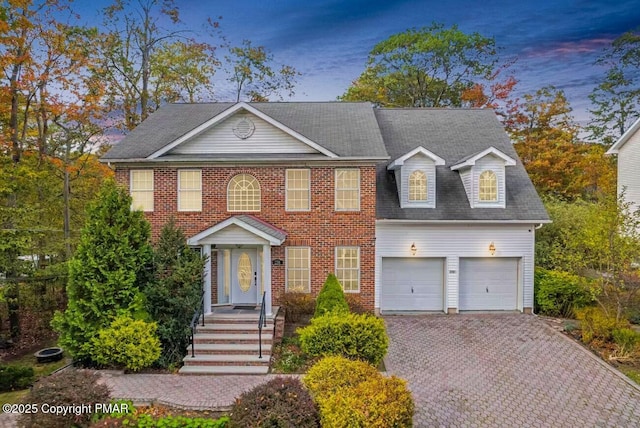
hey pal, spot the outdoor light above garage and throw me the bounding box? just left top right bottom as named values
left=489, top=242, right=496, bottom=256
left=411, top=242, right=417, bottom=256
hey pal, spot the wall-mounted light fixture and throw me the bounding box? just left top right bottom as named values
left=489, top=242, right=496, bottom=256
left=410, top=242, right=417, bottom=256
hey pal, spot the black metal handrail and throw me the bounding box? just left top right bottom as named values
left=189, top=289, right=206, bottom=358
left=258, top=291, right=267, bottom=359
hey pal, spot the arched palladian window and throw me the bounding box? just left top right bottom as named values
left=479, top=170, right=498, bottom=202
left=408, top=170, right=427, bottom=201
left=227, top=174, right=261, bottom=211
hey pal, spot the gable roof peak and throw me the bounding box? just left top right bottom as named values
left=387, top=146, right=446, bottom=170
left=450, top=146, right=516, bottom=171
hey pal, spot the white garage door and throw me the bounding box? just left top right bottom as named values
left=381, top=258, right=444, bottom=311
left=459, top=258, right=519, bottom=310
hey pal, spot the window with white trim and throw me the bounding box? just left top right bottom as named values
left=178, top=170, right=202, bottom=211
left=286, top=247, right=310, bottom=293
left=479, top=170, right=498, bottom=202
left=335, top=169, right=360, bottom=211
left=408, top=170, right=427, bottom=201
left=227, top=174, right=260, bottom=212
left=286, top=169, right=310, bottom=211
left=130, top=170, right=153, bottom=211
left=335, top=246, right=360, bottom=292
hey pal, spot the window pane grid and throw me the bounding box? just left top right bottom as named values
left=479, top=170, right=498, bottom=202
left=131, top=170, right=153, bottom=212
left=335, top=169, right=360, bottom=211
left=336, top=247, right=360, bottom=292
left=228, top=174, right=261, bottom=212
left=179, top=170, right=202, bottom=211
left=286, top=247, right=310, bottom=293
left=409, top=170, right=427, bottom=201
left=286, top=169, right=310, bottom=211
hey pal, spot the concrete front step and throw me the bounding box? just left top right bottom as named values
left=179, top=365, right=270, bottom=375
left=195, top=323, right=273, bottom=335
left=192, top=333, right=273, bottom=345
left=183, top=354, right=271, bottom=367
left=188, top=343, right=272, bottom=355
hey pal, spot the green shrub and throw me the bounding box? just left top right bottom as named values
left=229, top=377, right=319, bottom=428
left=144, top=219, right=206, bottom=369
left=303, top=356, right=379, bottom=400
left=534, top=268, right=593, bottom=318
left=318, top=376, right=414, bottom=428
left=612, top=328, right=640, bottom=358
left=0, top=365, right=34, bottom=392
left=314, top=274, right=349, bottom=317
left=279, top=292, right=316, bottom=323
left=19, top=369, right=110, bottom=428
left=93, top=414, right=230, bottom=427
left=91, top=315, right=161, bottom=371
left=576, top=307, right=629, bottom=344
left=298, top=312, right=388, bottom=366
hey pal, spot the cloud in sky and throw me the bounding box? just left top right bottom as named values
left=76, top=0, right=640, bottom=123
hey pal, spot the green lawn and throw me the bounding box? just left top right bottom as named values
left=618, top=365, right=640, bottom=385
left=0, top=343, right=71, bottom=405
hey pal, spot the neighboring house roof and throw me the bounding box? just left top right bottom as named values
left=606, top=117, right=640, bottom=154
left=102, top=102, right=389, bottom=161
left=375, top=108, right=549, bottom=222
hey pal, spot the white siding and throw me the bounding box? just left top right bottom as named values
left=473, top=156, right=506, bottom=208
left=400, top=154, right=436, bottom=208
left=169, top=112, right=319, bottom=155
left=618, top=130, right=640, bottom=213
left=459, top=169, right=472, bottom=204
left=375, top=222, right=536, bottom=312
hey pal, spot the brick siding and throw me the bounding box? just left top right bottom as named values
left=115, top=165, right=377, bottom=310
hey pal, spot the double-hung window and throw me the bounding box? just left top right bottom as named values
left=335, top=169, right=360, bottom=211
left=130, top=170, right=154, bottom=211
left=335, top=246, right=360, bottom=292
left=178, top=170, right=202, bottom=211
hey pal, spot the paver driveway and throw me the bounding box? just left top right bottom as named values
left=384, top=314, right=640, bottom=427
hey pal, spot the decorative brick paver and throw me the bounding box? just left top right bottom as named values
left=383, top=314, right=640, bottom=427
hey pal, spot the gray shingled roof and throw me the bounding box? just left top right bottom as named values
left=375, top=108, right=549, bottom=222
left=102, top=102, right=388, bottom=160
left=236, top=215, right=287, bottom=242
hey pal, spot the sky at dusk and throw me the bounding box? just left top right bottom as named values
left=73, top=0, right=640, bottom=127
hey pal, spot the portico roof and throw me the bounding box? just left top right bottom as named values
left=187, top=215, right=287, bottom=246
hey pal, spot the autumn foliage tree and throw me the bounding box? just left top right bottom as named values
left=505, top=86, right=616, bottom=200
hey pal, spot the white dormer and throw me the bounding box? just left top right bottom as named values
left=450, top=147, right=516, bottom=209
left=387, top=146, right=445, bottom=208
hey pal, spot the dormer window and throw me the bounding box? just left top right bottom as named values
left=409, top=170, right=427, bottom=201
left=479, top=170, right=497, bottom=202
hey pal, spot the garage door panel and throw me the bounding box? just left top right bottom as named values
left=459, top=258, right=518, bottom=311
left=381, top=258, right=444, bottom=311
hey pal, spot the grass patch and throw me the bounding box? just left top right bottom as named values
left=271, top=335, right=314, bottom=374
left=0, top=340, right=71, bottom=405
left=618, top=365, right=640, bottom=385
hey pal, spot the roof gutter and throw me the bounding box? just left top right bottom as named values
left=376, top=219, right=552, bottom=225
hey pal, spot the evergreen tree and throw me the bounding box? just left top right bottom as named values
left=145, top=219, right=206, bottom=368
left=53, top=181, right=153, bottom=363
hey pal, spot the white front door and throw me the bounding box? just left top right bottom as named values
left=231, top=249, right=258, bottom=305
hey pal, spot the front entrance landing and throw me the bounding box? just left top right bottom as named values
left=179, top=305, right=281, bottom=375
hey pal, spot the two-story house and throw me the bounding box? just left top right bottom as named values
left=101, top=102, right=549, bottom=317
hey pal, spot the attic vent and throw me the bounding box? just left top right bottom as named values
left=233, top=118, right=256, bottom=139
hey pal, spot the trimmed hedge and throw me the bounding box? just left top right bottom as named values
left=298, top=312, right=388, bottom=366
left=229, top=377, right=319, bottom=428
left=314, top=274, right=349, bottom=317
left=303, top=356, right=379, bottom=399
left=91, top=315, right=161, bottom=371
left=303, top=357, right=414, bottom=428
left=318, top=376, right=414, bottom=428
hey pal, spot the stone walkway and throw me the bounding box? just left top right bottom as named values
left=384, top=314, right=640, bottom=427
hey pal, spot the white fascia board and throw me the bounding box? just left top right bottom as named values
left=149, top=102, right=338, bottom=159
left=387, top=146, right=446, bottom=170
left=606, top=117, right=640, bottom=154
left=188, top=216, right=285, bottom=246
left=376, top=219, right=552, bottom=224
left=450, top=146, right=516, bottom=171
